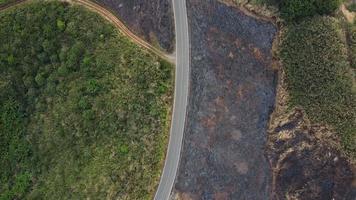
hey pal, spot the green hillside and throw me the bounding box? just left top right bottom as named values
left=0, top=1, right=172, bottom=199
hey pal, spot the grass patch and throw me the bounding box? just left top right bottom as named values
left=0, top=0, right=16, bottom=6
left=279, top=16, right=356, bottom=156
left=347, top=3, right=356, bottom=12
left=0, top=1, right=172, bottom=199
left=348, top=23, right=356, bottom=69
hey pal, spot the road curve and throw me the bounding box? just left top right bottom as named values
left=154, top=0, right=190, bottom=199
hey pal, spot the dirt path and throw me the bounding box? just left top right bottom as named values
left=341, top=4, right=355, bottom=23
left=0, top=0, right=175, bottom=63
left=72, top=0, right=175, bottom=63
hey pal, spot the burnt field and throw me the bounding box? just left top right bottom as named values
left=172, top=0, right=278, bottom=199
left=267, top=109, right=356, bottom=200
left=93, top=0, right=175, bottom=53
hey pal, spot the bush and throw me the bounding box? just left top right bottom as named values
left=349, top=25, right=356, bottom=69
left=279, top=0, right=341, bottom=21
left=0, top=0, right=16, bottom=6
left=347, top=3, right=356, bottom=12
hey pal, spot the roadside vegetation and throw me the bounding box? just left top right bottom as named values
left=249, top=0, right=340, bottom=21
left=277, top=0, right=341, bottom=21
left=0, top=1, right=172, bottom=199
left=348, top=22, right=356, bottom=69
left=347, top=2, right=356, bottom=12
left=0, top=0, right=16, bottom=6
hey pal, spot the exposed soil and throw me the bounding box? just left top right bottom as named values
left=341, top=4, right=355, bottom=23
left=171, top=0, right=278, bottom=199
left=93, top=0, right=175, bottom=53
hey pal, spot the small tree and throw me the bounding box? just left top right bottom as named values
left=56, top=19, right=65, bottom=31
left=35, top=73, right=45, bottom=86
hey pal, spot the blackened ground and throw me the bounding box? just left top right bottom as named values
left=267, top=109, right=356, bottom=200
left=94, top=0, right=175, bottom=53
left=172, top=0, right=277, bottom=199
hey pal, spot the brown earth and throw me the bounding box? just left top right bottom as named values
left=93, top=0, right=175, bottom=53
left=341, top=4, right=355, bottom=23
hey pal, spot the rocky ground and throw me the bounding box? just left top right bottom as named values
left=172, top=0, right=278, bottom=199
left=93, top=0, right=175, bottom=53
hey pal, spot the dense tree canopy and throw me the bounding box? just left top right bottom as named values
left=237, top=0, right=341, bottom=21
left=349, top=23, right=356, bottom=69
left=0, top=1, right=172, bottom=199
left=269, top=0, right=341, bottom=21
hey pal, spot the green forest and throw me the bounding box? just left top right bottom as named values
left=0, top=1, right=172, bottom=199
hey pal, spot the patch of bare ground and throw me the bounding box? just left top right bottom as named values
left=221, top=0, right=279, bottom=20
left=93, top=0, right=175, bottom=53
left=341, top=4, right=355, bottom=23
left=172, top=0, right=277, bottom=199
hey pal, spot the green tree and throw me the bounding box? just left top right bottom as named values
left=35, top=73, right=45, bottom=86
left=279, top=0, right=341, bottom=21
left=56, top=19, right=65, bottom=31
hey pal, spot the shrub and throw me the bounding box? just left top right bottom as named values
left=349, top=25, right=356, bottom=69
left=347, top=3, right=356, bottom=12
left=279, top=0, right=341, bottom=21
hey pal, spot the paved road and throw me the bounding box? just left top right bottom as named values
left=154, top=0, right=190, bottom=199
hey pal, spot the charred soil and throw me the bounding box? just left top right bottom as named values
left=172, top=0, right=277, bottom=199
left=93, top=0, right=175, bottom=53
left=267, top=108, right=356, bottom=200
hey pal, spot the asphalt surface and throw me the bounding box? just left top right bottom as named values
left=154, top=0, right=190, bottom=199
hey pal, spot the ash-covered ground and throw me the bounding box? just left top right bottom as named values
left=94, top=0, right=175, bottom=53
left=172, top=0, right=278, bottom=199
left=268, top=109, right=356, bottom=200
